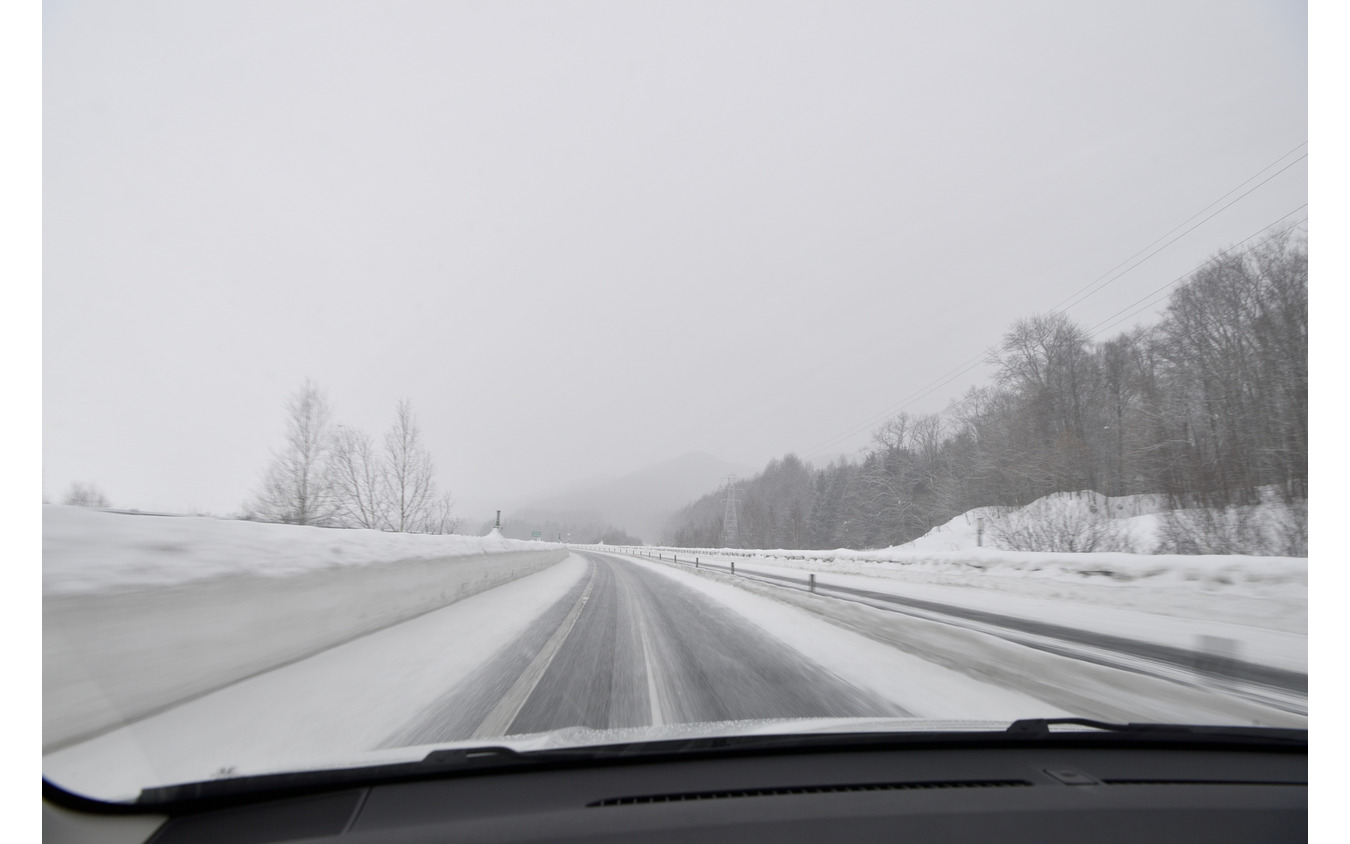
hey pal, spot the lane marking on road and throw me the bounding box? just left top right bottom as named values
left=636, top=608, right=667, bottom=728
left=471, top=564, right=598, bottom=740
left=609, top=557, right=668, bottom=728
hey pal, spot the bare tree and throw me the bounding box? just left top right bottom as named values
left=63, top=482, right=109, bottom=508
left=327, top=424, right=387, bottom=529
left=1154, top=229, right=1307, bottom=505
left=382, top=399, right=437, bottom=532
left=988, top=491, right=1135, bottom=553
left=246, top=380, right=336, bottom=525
left=424, top=490, right=463, bottom=535
left=988, top=313, right=1098, bottom=494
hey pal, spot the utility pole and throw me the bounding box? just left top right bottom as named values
left=721, top=475, right=740, bottom=549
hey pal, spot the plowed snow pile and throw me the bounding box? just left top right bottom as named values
left=43, top=504, right=556, bottom=594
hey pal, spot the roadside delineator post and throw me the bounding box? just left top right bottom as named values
left=809, top=573, right=816, bottom=593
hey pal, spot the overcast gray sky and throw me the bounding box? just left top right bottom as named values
left=41, top=0, right=1307, bottom=520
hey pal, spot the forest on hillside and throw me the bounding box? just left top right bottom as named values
left=666, top=229, right=1308, bottom=555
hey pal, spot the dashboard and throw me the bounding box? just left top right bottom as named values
left=45, top=739, right=1306, bottom=843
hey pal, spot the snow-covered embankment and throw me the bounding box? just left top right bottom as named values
left=43, top=506, right=566, bottom=752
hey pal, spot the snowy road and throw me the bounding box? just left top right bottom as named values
left=387, top=551, right=905, bottom=746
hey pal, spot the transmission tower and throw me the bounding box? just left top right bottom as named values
left=721, top=475, right=740, bottom=548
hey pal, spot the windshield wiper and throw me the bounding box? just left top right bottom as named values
left=1006, top=718, right=1306, bottom=744
left=133, top=745, right=596, bottom=807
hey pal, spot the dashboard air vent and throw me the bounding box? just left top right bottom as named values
left=588, top=779, right=1032, bottom=807
left=1101, top=779, right=1303, bottom=787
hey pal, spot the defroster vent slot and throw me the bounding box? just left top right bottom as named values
left=588, top=779, right=1032, bottom=807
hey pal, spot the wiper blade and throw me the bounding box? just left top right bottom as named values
left=136, top=737, right=819, bottom=808
left=135, top=745, right=593, bottom=806
left=1006, top=718, right=1306, bottom=744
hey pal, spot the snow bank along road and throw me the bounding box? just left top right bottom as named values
left=43, top=547, right=567, bottom=751
left=46, top=549, right=1302, bottom=799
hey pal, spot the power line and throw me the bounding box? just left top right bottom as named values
left=930, top=213, right=1308, bottom=427
left=803, top=204, right=1308, bottom=460
left=1049, top=141, right=1307, bottom=314
left=1082, top=209, right=1307, bottom=340
left=801, top=345, right=995, bottom=459
left=801, top=142, right=1306, bottom=461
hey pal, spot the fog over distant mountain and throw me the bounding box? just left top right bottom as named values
left=517, top=452, right=755, bottom=544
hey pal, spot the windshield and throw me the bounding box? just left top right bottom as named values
left=42, top=0, right=1308, bottom=804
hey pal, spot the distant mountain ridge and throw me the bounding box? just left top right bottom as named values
left=519, top=452, right=755, bottom=543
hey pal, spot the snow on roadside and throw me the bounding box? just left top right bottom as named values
left=621, top=553, right=1304, bottom=729
left=608, top=494, right=1306, bottom=643
left=623, top=555, right=1072, bottom=722
left=893, top=496, right=1165, bottom=553
left=873, top=490, right=1300, bottom=557
left=626, top=491, right=1306, bottom=606
left=43, top=554, right=591, bottom=801
left=614, top=544, right=1306, bottom=643
left=43, top=504, right=558, bottom=594
left=681, top=557, right=1306, bottom=672
left=627, top=545, right=1306, bottom=602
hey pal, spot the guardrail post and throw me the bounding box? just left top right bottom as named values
left=730, top=561, right=735, bottom=575
left=1195, top=635, right=1240, bottom=686
left=809, top=573, right=816, bottom=593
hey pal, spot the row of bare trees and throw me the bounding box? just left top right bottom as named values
left=59, top=482, right=110, bottom=508
left=666, top=228, right=1307, bottom=552
left=962, top=229, right=1306, bottom=510
left=245, top=382, right=460, bottom=533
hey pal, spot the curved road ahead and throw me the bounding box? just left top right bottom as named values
left=386, top=551, right=904, bottom=747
